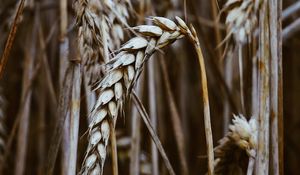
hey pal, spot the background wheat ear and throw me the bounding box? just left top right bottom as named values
left=75, top=0, right=133, bottom=84
left=214, top=114, right=257, bottom=175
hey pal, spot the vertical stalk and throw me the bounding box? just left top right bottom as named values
left=68, top=63, right=81, bottom=175
left=210, top=0, right=222, bottom=60
left=256, top=1, right=270, bottom=174
left=238, top=44, right=245, bottom=114
left=60, top=0, right=82, bottom=174
left=269, top=0, right=283, bottom=174
left=130, top=73, right=144, bottom=175
left=110, top=119, right=118, bottom=175
left=60, top=0, right=70, bottom=173
left=223, top=50, right=233, bottom=134
left=148, top=58, right=159, bottom=175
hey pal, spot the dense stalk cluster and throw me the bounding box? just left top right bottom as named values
left=80, top=16, right=195, bottom=175
left=214, top=114, right=257, bottom=174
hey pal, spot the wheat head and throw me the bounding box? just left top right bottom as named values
left=80, top=16, right=196, bottom=175
left=214, top=114, right=257, bottom=174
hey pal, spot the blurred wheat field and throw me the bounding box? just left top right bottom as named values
left=0, top=0, right=299, bottom=174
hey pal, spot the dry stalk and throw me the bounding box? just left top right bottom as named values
left=129, top=72, right=144, bottom=175
left=269, top=0, right=282, bottom=174
left=80, top=16, right=210, bottom=175
left=148, top=57, right=159, bottom=175
left=0, top=88, right=6, bottom=168
left=132, top=91, right=175, bottom=175
left=214, top=114, right=258, bottom=175
left=256, top=1, right=270, bottom=174
left=190, top=25, right=215, bottom=175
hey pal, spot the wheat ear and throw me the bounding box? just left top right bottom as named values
left=222, top=0, right=262, bottom=44
left=214, top=114, right=257, bottom=175
left=80, top=16, right=203, bottom=175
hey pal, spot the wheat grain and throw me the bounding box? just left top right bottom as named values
left=80, top=16, right=194, bottom=175
left=222, top=0, right=262, bottom=44
left=214, top=114, right=257, bottom=174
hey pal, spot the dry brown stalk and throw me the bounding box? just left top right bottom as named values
left=129, top=72, right=144, bottom=175
left=148, top=57, right=159, bottom=175
left=81, top=16, right=208, bottom=175
left=214, top=114, right=258, bottom=175
left=0, top=88, right=6, bottom=170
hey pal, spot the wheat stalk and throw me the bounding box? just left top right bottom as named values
left=214, top=114, right=257, bottom=175
left=80, top=16, right=203, bottom=175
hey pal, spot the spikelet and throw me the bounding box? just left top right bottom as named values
left=80, top=16, right=193, bottom=175
left=222, top=0, right=262, bottom=44
left=214, top=114, right=257, bottom=174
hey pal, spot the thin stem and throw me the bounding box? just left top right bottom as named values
left=132, top=91, right=176, bottom=175
left=190, top=33, right=214, bottom=175
left=238, top=44, right=245, bottom=114
left=148, top=57, right=159, bottom=175
left=129, top=74, right=144, bottom=175
left=68, top=63, right=81, bottom=175
left=210, top=0, right=222, bottom=60
left=247, top=157, right=255, bottom=175
left=109, top=119, right=119, bottom=175
left=269, top=0, right=283, bottom=174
